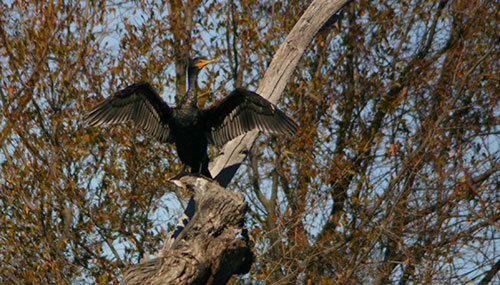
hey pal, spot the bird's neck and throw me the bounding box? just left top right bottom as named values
left=179, top=68, right=199, bottom=109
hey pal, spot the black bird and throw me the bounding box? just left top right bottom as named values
left=85, top=57, right=297, bottom=178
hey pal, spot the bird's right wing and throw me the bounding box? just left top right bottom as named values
left=84, top=82, right=172, bottom=143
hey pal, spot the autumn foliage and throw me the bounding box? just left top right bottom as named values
left=1, top=0, right=498, bottom=284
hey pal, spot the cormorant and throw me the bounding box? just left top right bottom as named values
left=85, top=57, right=297, bottom=178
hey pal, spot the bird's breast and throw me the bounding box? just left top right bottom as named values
left=171, top=109, right=202, bottom=129
left=170, top=109, right=208, bottom=165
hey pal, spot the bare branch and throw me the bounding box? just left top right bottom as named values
left=210, top=0, right=352, bottom=187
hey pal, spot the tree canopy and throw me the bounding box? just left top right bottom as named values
left=1, top=0, right=498, bottom=284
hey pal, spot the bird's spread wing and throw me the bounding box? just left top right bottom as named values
left=84, top=82, right=172, bottom=142
left=203, top=88, right=297, bottom=146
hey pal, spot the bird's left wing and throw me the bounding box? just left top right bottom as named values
left=203, top=88, right=297, bottom=146
left=84, top=82, right=172, bottom=142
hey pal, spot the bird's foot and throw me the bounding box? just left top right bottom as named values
left=190, top=172, right=213, bottom=180
left=169, top=166, right=188, bottom=181
left=169, top=173, right=185, bottom=181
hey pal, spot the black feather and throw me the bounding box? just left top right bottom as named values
left=203, top=88, right=297, bottom=146
left=84, top=82, right=172, bottom=143
left=85, top=59, right=297, bottom=178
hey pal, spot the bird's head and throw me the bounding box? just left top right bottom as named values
left=188, top=57, right=217, bottom=74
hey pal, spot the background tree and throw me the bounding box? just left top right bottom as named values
left=1, top=0, right=498, bottom=284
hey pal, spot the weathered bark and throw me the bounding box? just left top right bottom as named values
left=121, top=176, right=253, bottom=285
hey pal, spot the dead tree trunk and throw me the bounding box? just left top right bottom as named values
left=121, top=0, right=350, bottom=284
left=121, top=177, right=253, bottom=285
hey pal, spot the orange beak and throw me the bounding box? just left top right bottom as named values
left=196, top=58, right=217, bottom=69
